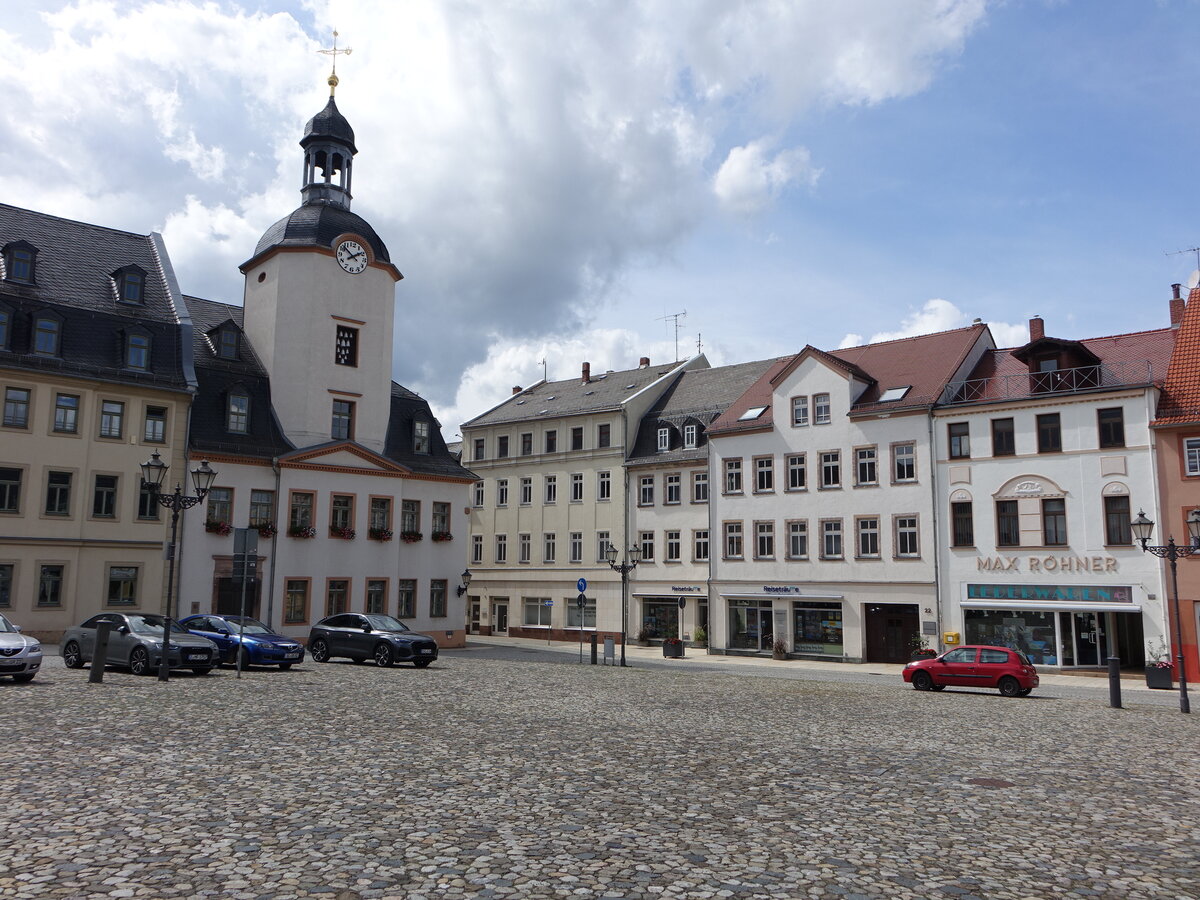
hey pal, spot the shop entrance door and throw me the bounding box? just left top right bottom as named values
left=758, top=609, right=775, bottom=652
left=492, top=601, right=509, bottom=635
left=1059, top=611, right=1106, bottom=667
left=865, top=603, right=919, bottom=663
left=469, top=600, right=481, bottom=634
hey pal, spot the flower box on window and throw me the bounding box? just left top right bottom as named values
left=369, top=527, right=394, bottom=542
left=329, top=526, right=356, bottom=540
left=287, top=525, right=317, bottom=539
left=205, top=520, right=232, bottom=536
left=254, top=522, right=277, bottom=539
left=400, top=530, right=423, bottom=543
left=431, top=530, right=453, bottom=543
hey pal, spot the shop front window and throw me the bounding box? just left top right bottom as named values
left=792, top=602, right=843, bottom=655
left=963, top=609, right=1058, bottom=667
left=728, top=600, right=773, bottom=651
left=641, top=600, right=679, bottom=640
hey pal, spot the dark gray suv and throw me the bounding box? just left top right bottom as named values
left=308, top=614, right=439, bottom=668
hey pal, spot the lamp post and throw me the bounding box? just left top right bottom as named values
left=1131, top=508, right=1200, bottom=714
left=140, top=451, right=217, bottom=682
left=455, top=569, right=473, bottom=597
left=605, top=544, right=641, bottom=668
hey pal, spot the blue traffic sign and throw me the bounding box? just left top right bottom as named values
left=577, top=578, right=588, bottom=593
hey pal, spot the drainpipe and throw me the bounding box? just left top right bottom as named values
left=928, top=412, right=943, bottom=652
left=266, top=456, right=281, bottom=629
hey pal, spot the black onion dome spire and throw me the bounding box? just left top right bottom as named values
left=302, top=96, right=357, bottom=155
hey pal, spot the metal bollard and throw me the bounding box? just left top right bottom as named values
left=89, top=621, right=112, bottom=683
left=1107, top=654, right=1123, bottom=709
left=590, top=634, right=598, bottom=665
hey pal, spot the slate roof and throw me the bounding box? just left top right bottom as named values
left=1154, top=287, right=1200, bottom=426
left=0, top=203, right=188, bottom=391
left=248, top=202, right=393, bottom=268
left=302, top=96, right=357, bottom=153
left=628, top=358, right=783, bottom=465
left=463, top=359, right=695, bottom=428
left=710, top=325, right=989, bottom=435
left=184, top=296, right=292, bottom=459
left=383, top=384, right=477, bottom=480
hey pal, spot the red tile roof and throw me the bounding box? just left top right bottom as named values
left=1155, top=287, right=1200, bottom=426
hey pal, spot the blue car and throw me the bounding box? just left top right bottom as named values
left=179, top=615, right=305, bottom=669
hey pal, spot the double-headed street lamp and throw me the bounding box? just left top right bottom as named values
left=1131, top=508, right=1200, bottom=714
left=140, top=451, right=218, bottom=682
left=605, top=544, right=641, bottom=668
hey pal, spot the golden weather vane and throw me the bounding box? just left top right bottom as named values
left=318, top=29, right=353, bottom=95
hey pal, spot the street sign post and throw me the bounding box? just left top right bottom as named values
left=577, top=578, right=587, bottom=593
left=577, top=593, right=587, bottom=663
left=232, top=528, right=259, bottom=679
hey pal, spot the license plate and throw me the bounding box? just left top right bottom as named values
left=187, top=653, right=207, bottom=661
left=420, top=648, right=433, bottom=654
left=284, top=652, right=300, bottom=659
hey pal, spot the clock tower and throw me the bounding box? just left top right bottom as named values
left=239, top=74, right=402, bottom=454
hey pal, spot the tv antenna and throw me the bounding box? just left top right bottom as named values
left=696, top=333, right=703, bottom=354
left=1165, top=246, right=1200, bottom=288
left=658, top=310, right=687, bottom=361
left=539, top=357, right=547, bottom=382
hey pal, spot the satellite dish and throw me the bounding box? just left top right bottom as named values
left=1187, top=269, right=1200, bottom=290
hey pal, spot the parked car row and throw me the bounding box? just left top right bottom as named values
left=0, top=613, right=42, bottom=682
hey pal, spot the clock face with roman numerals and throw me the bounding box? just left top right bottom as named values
left=336, top=240, right=367, bottom=274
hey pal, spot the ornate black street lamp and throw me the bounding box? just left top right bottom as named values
left=1131, top=508, right=1200, bottom=714
left=455, top=569, right=473, bottom=597
left=140, top=451, right=217, bottom=682
left=605, top=544, right=642, bottom=668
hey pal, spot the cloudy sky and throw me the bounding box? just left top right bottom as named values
left=3, top=1, right=1199, bottom=435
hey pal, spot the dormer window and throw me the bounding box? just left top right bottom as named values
left=0, top=304, right=11, bottom=351
left=113, top=266, right=147, bottom=304
left=125, top=332, right=151, bottom=370
left=33, top=314, right=62, bottom=356
left=227, top=389, right=250, bottom=434
left=413, top=420, right=430, bottom=454
left=657, top=427, right=671, bottom=452
left=3, top=241, right=37, bottom=284
left=683, top=423, right=698, bottom=448
left=217, top=328, right=239, bottom=361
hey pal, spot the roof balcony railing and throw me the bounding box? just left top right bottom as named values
left=941, top=360, right=1154, bottom=406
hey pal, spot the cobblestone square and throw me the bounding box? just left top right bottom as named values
left=2, top=653, right=1197, bottom=900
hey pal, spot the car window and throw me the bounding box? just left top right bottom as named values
left=943, top=648, right=977, bottom=663
left=365, top=615, right=409, bottom=632
left=324, top=615, right=353, bottom=628
left=979, top=649, right=1009, bottom=664
left=1015, top=652, right=1033, bottom=666
left=187, top=618, right=214, bottom=631
left=0, top=614, right=15, bottom=633
left=81, top=615, right=108, bottom=629
left=226, top=618, right=272, bottom=634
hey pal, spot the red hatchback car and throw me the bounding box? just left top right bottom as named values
left=902, top=644, right=1039, bottom=697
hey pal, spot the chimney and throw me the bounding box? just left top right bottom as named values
left=581, top=362, right=591, bottom=384
left=639, top=356, right=650, bottom=368
left=1170, top=283, right=1185, bottom=327
left=512, top=385, right=522, bottom=395
left=1029, top=316, right=1044, bottom=342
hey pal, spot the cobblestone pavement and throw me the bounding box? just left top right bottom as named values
left=3, top=654, right=1197, bottom=900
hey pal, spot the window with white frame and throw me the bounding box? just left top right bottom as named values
left=496, top=479, right=509, bottom=507
left=495, top=534, right=507, bottom=563
left=693, top=529, right=709, bottom=561
left=432, top=502, right=449, bottom=534
left=640, top=531, right=655, bottom=561
left=1186, top=437, right=1200, bottom=476
left=397, top=581, right=416, bottom=618
left=520, top=432, right=533, bottom=455
left=413, top=420, right=430, bottom=454
left=820, top=451, right=841, bottom=489
left=570, top=532, right=583, bottom=563
left=472, top=534, right=483, bottom=564
left=473, top=438, right=485, bottom=460
left=724, top=458, right=743, bottom=493
left=570, top=473, right=583, bottom=502
left=639, top=475, right=654, bottom=506
left=755, top=521, right=774, bottom=558
left=596, top=531, right=611, bottom=562
left=666, top=530, right=681, bottom=561
left=856, top=517, right=880, bottom=558
left=144, top=406, right=166, bottom=443
left=893, top=444, right=916, bottom=483
left=100, top=400, right=124, bottom=439
left=596, top=424, right=610, bottom=448
left=520, top=477, right=532, bottom=505
left=227, top=392, right=249, bottom=434
left=473, top=481, right=484, bottom=507
left=567, top=596, right=596, bottom=628
left=518, top=533, right=531, bottom=563
left=497, top=435, right=509, bottom=458
left=543, top=532, right=556, bottom=563
left=755, top=457, right=774, bottom=492
left=783, top=454, right=806, bottom=491
left=3, top=387, right=29, bottom=428
left=571, top=427, right=584, bottom=450
left=813, top=394, right=831, bottom=425
left=821, top=519, right=843, bottom=559
left=895, top=515, right=920, bottom=557
left=400, top=499, right=419, bottom=533
left=545, top=430, right=557, bottom=453
left=693, top=471, right=708, bottom=503
left=523, top=597, right=552, bottom=627
left=598, top=470, right=611, bottom=501
left=683, top=424, right=697, bottom=448
left=657, top=427, right=670, bottom=452
left=724, top=521, right=743, bottom=558
left=791, top=396, right=809, bottom=427
left=665, top=473, right=681, bottom=504
left=855, top=447, right=877, bottom=486
left=787, top=520, right=808, bottom=559
left=544, top=475, right=557, bottom=504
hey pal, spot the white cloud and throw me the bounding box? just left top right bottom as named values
left=713, top=140, right=818, bottom=216
left=838, top=298, right=1029, bottom=350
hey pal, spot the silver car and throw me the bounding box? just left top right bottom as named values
left=61, top=613, right=220, bottom=676
left=0, top=613, right=43, bottom=683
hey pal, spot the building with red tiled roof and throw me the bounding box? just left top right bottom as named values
left=1151, top=284, right=1200, bottom=682
left=934, top=310, right=1177, bottom=674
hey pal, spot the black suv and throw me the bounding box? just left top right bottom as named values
left=308, top=614, right=439, bottom=668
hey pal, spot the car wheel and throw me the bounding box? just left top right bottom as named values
left=279, top=663, right=293, bottom=670
left=192, top=667, right=212, bottom=676
left=1017, top=688, right=1032, bottom=697
left=130, top=647, right=152, bottom=676
left=62, top=641, right=85, bottom=669
left=238, top=647, right=252, bottom=669
left=998, top=676, right=1022, bottom=697
left=12, top=673, right=35, bottom=683
left=931, top=684, right=946, bottom=691
left=374, top=643, right=395, bottom=667
left=414, top=659, right=432, bottom=669
left=912, top=670, right=933, bottom=691
left=310, top=638, right=330, bottom=663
